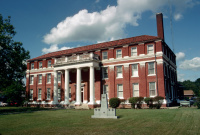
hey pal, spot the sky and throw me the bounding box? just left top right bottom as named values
left=0, top=0, right=200, bottom=82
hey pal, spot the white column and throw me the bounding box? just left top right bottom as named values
left=75, top=67, right=81, bottom=105
left=64, top=69, right=70, bottom=104
left=88, top=66, right=95, bottom=105
left=53, top=70, right=58, bottom=104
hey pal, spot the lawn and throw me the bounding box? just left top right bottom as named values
left=0, top=107, right=199, bottom=135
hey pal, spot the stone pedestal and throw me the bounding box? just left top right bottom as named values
left=91, top=94, right=118, bottom=119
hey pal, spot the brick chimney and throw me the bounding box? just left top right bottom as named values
left=156, top=13, right=164, bottom=41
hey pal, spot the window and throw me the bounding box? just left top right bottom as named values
left=131, top=47, right=137, bottom=56
left=47, top=73, right=51, bottom=83
left=133, top=83, right=139, bottom=97
left=148, top=62, right=155, bottom=75
left=30, top=75, right=34, bottom=84
left=39, top=62, right=42, bottom=69
left=31, top=63, right=34, bottom=70
left=47, top=88, right=51, bottom=100
left=58, top=88, right=61, bottom=100
left=58, top=72, right=61, bottom=82
left=149, top=82, right=156, bottom=97
left=38, top=89, right=42, bottom=100
left=102, top=67, right=108, bottom=79
left=102, top=52, right=108, bottom=60
left=30, top=89, right=33, bottom=100
left=147, top=45, right=154, bottom=54
left=48, top=60, right=51, bottom=68
left=117, top=84, right=123, bottom=98
left=116, top=66, right=123, bottom=78
left=38, top=74, right=42, bottom=84
left=116, top=49, right=122, bottom=58
left=103, top=85, right=109, bottom=98
left=132, top=64, right=138, bottom=77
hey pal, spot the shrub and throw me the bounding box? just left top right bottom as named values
left=196, top=97, right=200, bottom=109
left=136, top=97, right=144, bottom=109
left=129, top=97, right=144, bottom=109
left=129, top=97, right=137, bottom=109
left=109, top=98, right=121, bottom=108
left=153, top=96, right=164, bottom=109
left=144, top=97, right=154, bottom=109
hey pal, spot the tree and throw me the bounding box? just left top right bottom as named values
left=0, top=14, right=30, bottom=105
left=194, top=78, right=200, bottom=97
left=179, top=78, right=200, bottom=97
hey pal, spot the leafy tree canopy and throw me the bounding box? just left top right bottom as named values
left=179, top=78, right=200, bottom=97
left=0, top=14, right=30, bottom=104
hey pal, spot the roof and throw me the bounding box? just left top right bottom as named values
left=28, top=35, right=161, bottom=62
left=184, top=90, right=194, bottom=96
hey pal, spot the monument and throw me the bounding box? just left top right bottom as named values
left=91, top=94, right=118, bottom=119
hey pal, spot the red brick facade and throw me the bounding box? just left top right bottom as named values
left=26, top=13, right=178, bottom=108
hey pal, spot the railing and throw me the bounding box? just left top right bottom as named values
left=55, top=53, right=99, bottom=65
left=56, top=57, right=65, bottom=64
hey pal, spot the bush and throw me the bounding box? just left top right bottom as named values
left=136, top=97, right=144, bottom=109
left=129, top=97, right=144, bottom=109
left=144, top=96, right=164, bottom=109
left=153, top=96, right=164, bottom=109
left=129, top=97, right=137, bottom=109
left=196, top=97, right=200, bottom=109
left=109, top=98, right=121, bottom=108
left=144, top=97, right=154, bottom=109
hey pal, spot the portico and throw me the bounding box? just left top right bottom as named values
left=52, top=52, right=100, bottom=106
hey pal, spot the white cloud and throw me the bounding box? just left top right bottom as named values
left=176, top=52, right=185, bottom=61
left=95, top=0, right=100, bottom=3
left=42, top=44, right=72, bottom=54
left=43, top=0, right=199, bottom=45
left=179, top=57, right=200, bottom=71
left=177, top=73, right=185, bottom=82
left=174, top=13, right=183, bottom=21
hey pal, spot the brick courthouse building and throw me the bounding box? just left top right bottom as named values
left=26, top=13, right=178, bottom=108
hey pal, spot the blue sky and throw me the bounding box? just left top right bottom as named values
left=0, top=0, right=200, bottom=82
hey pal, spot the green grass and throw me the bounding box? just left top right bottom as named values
left=0, top=108, right=199, bottom=135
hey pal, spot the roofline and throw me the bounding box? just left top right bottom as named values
left=27, top=35, right=163, bottom=62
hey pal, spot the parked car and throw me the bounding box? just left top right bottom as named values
left=190, top=97, right=197, bottom=105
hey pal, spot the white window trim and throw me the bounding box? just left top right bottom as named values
left=38, top=74, right=42, bottom=84
left=46, top=88, right=51, bottom=100
left=39, top=62, right=43, bottom=69
left=31, top=63, right=34, bottom=70
left=58, top=72, right=61, bottom=83
left=102, top=52, right=108, bottom=60
left=131, top=64, right=139, bottom=77
left=37, top=89, right=42, bottom=100
left=133, top=83, right=139, bottom=97
left=147, top=44, right=154, bottom=54
left=117, top=84, right=124, bottom=99
left=149, top=82, right=157, bottom=97
left=30, top=76, right=34, bottom=85
left=131, top=47, right=137, bottom=56
left=148, top=62, right=155, bottom=76
left=102, top=67, right=108, bottom=80
left=116, top=49, right=122, bottom=59
left=47, top=74, right=51, bottom=84
left=47, top=60, right=52, bottom=68
left=116, top=66, right=123, bottom=78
